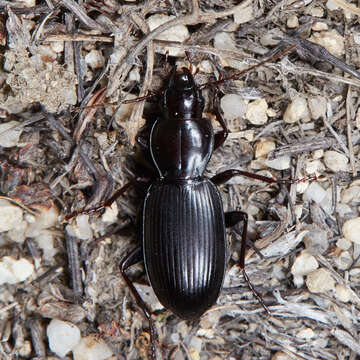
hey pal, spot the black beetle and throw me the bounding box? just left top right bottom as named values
left=67, top=49, right=308, bottom=359
left=117, top=66, right=296, bottom=359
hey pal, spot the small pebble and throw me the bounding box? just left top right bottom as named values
left=309, top=6, right=324, bottom=17
left=233, top=4, right=253, bottom=24
left=272, top=352, right=292, bottom=360
left=147, top=14, right=190, bottom=56
left=283, top=96, right=309, bottom=124
left=287, top=15, right=299, bottom=28
left=254, top=139, right=275, bottom=158
left=336, top=237, right=352, bottom=251
left=303, top=182, right=327, bottom=204
left=85, top=50, right=105, bottom=70
left=291, top=250, right=319, bottom=287
left=313, top=149, right=324, bottom=159
left=72, top=334, right=113, bottom=360
left=343, top=218, right=360, bottom=244
left=311, top=22, right=328, bottom=31
left=245, top=98, right=268, bottom=125
left=326, top=0, right=340, bottom=10
left=297, top=328, right=315, bottom=339
left=220, top=94, right=247, bottom=121
left=323, top=151, right=349, bottom=172
left=303, top=228, right=329, bottom=254
left=335, top=284, right=353, bottom=303
left=0, top=199, right=23, bottom=232
left=306, top=268, right=335, bottom=293
left=66, top=214, right=93, bottom=240
left=0, top=256, right=34, bottom=285
left=341, top=185, right=360, bottom=204
left=214, top=32, right=237, bottom=51
left=291, top=251, right=319, bottom=277
left=47, top=319, right=81, bottom=358
left=265, top=155, right=290, bottom=170
left=0, top=120, right=23, bottom=147
left=307, top=96, right=327, bottom=119
left=305, top=159, right=325, bottom=175
left=309, top=29, right=344, bottom=57
left=335, top=250, right=352, bottom=270
left=260, top=28, right=283, bottom=46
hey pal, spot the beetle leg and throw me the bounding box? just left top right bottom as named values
left=120, top=247, right=157, bottom=360
left=211, top=169, right=315, bottom=186
left=66, top=177, right=150, bottom=220
left=224, top=210, right=271, bottom=315
left=213, top=90, right=229, bottom=151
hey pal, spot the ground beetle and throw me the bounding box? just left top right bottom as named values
left=68, top=48, right=309, bottom=359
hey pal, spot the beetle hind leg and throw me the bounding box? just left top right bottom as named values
left=225, top=211, right=271, bottom=315
left=120, top=247, right=158, bottom=359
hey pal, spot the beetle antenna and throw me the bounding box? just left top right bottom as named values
left=198, top=44, right=296, bottom=90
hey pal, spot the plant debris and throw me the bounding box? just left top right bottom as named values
left=0, top=0, right=360, bottom=359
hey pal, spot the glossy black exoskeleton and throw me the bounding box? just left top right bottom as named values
left=117, top=67, right=293, bottom=359
left=67, top=52, right=310, bottom=359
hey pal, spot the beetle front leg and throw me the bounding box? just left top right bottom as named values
left=224, top=211, right=271, bottom=315
left=213, top=91, right=229, bottom=151
left=120, top=247, right=157, bottom=360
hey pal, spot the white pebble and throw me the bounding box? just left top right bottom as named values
left=254, top=139, right=275, bottom=158
left=309, top=29, right=344, bottom=57
left=25, top=204, right=58, bottom=237
left=265, top=155, right=291, bottom=170
left=341, top=185, right=360, bottom=203
left=272, top=352, right=292, bottom=360
left=343, top=218, right=360, bottom=244
left=335, top=284, right=353, bottom=303
left=327, top=0, right=340, bottom=10
left=245, top=98, right=268, bottom=125
left=0, top=200, right=23, bottom=232
left=283, top=97, right=309, bottom=124
left=50, top=41, right=64, bottom=53
left=303, top=182, right=326, bottom=204
left=47, top=319, right=81, bottom=358
left=0, top=121, right=23, bottom=147
left=260, top=28, right=283, bottom=46
left=309, top=6, right=324, bottom=17
left=147, top=14, right=189, bottom=56
left=85, top=50, right=105, bottom=70
left=306, top=268, right=335, bottom=293
left=73, top=334, right=113, bottom=360
left=303, top=228, right=329, bottom=254
left=335, top=250, right=352, bottom=270
left=287, top=15, right=299, bottom=28
left=291, top=251, right=319, bottom=277
left=297, top=328, right=315, bottom=339
left=305, top=159, right=325, bottom=175
left=336, top=237, right=352, bottom=251
left=0, top=256, right=34, bottom=285
left=307, top=96, right=327, bottom=120
left=312, top=22, right=328, bottom=31
left=66, top=215, right=93, bottom=240
left=313, top=149, right=324, bottom=159
left=214, top=32, right=237, bottom=51
left=220, top=94, right=247, bottom=121
left=233, top=5, right=253, bottom=24
left=324, top=151, right=349, bottom=172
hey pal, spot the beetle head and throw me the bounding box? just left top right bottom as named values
left=162, top=67, right=204, bottom=120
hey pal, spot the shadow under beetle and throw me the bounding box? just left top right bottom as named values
left=68, top=49, right=310, bottom=359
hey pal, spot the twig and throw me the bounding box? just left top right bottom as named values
left=59, top=0, right=103, bottom=31
left=43, top=33, right=113, bottom=42
left=107, top=0, right=255, bottom=95
left=346, top=85, right=357, bottom=176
